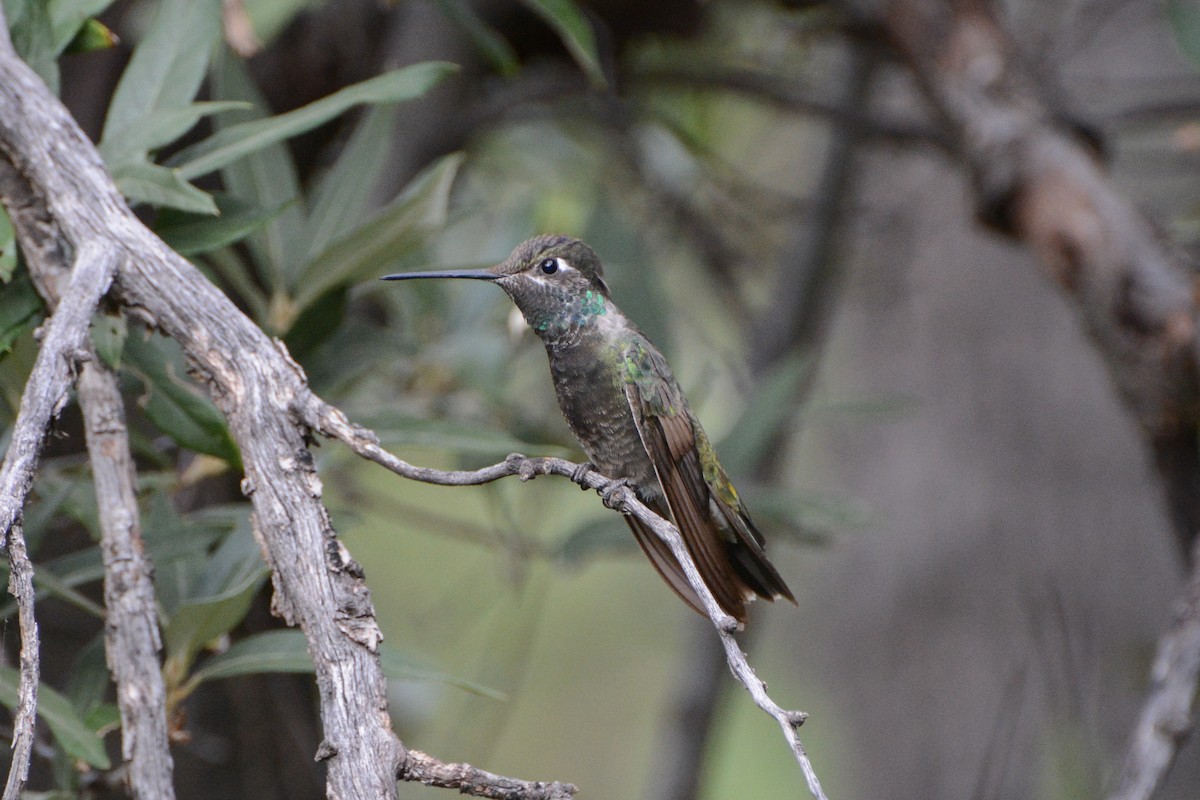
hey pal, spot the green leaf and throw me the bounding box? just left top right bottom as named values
left=61, top=17, right=117, bottom=53
left=102, top=0, right=221, bottom=138
left=0, top=207, right=16, bottom=282
left=112, top=161, right=218, bottom=215
left=34, top=567, right=106, bottom=618
left=302, top=104, right=398, bottom=263
left=0, top=272, right=44, bottom=356
left=49, top=0, right=118, bottom=52
left=209, top=52, right=306, bottom=290
left=241, top=0, right=321, bottom=46
left=1169, top=0, right=1200, bottom=66
left=555, top=517, right=636, bottom=566
left=8, top=0, right=59, bottom=92
left=191, top=630, right=507, bottom=700
left=164, top=525, right=268, bottom=667
left=713, top=354, right=809, bottom=476
left=90, top=311, right=126, bottom=369
left=0, top=667, right=111, bottom=769
left=366, top=412, right=569, bottom=460
left=66, top=634, right=111, bottom=720
left=156, top=194, right=290, bottom=256
left=430, top=0, right=519, bottom=76
left=122, top=333, right=241, bottom=466
left=294, top=152, right=463, bottom=309
left=100, top=101, right=250, bottom=165
left=172, top=61, right=459, bottom=180
left=519, top=0, right=604, bottom=87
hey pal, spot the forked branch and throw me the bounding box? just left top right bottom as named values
left=300, top=393, right=830, bottom=800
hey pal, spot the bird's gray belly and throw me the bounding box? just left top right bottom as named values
left=548, top=355, right=660, bottom=497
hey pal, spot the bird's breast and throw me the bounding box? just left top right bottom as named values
left=546, top=345, right=659, bottom=494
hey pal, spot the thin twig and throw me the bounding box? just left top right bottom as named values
left=1106, top=538, right=1200, bottom=800
left=79, top=362, right=177, bottom=799
left=400, top=749, right=576, bottom=799
left=299, top=393, right=830, bottom=800
left=0, top=237, right=119, bottom=799
left=4, top=131, right=176, bottom=798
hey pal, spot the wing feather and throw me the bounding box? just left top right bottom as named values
left=622, top=374, right=750, bottom=622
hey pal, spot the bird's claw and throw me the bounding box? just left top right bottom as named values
left=599, top=478, right=630, bottom=511
left=571, top=462, right=594, bottom=489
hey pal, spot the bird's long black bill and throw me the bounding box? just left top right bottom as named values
left=381, top=268, right=497, bottom=281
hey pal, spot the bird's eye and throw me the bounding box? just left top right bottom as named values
left=539, top=258, right=558, bottom=275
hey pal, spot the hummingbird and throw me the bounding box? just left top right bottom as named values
left=383, top=234, right=795, bottom=625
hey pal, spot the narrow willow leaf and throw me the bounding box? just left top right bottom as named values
left=100, top=101, right=250, bottom=165
left=190, top=630, right=507, bottom=700
left=0, top=208, right=16, bottom=281
left=0, top=273, right=44, bottom=355
left=102, top=0, right=221, bottom=138
left=520, top=0, right=604, bottom=87
left=164, top=523, right=268, bottom=666
left=430, top=0, right=519, bottom=75
left=49, top=0, right=117, bottom=52
left=90, top=311, right=126, bottom=369
left=173, top=62, right=458, bottom=180
left=713, top=353, right=809, bottom=476
left=294, top=153, right=463, bottom=309
left=156, top=194, right=290, bottom=256
left=209, top=52, right=305, bottom=289
left=123, top=333, right=241, bottom=465
left=8, top=0, right=59, bottom=92
left=302, top=104, right=398, bottom=262
left=0, top=667, right=111, bottom=769
left=241, top=0, right=321, bottom=46
left=61, top=17, right=117, bottom=53
left=113, top=161, right=218, bottom=215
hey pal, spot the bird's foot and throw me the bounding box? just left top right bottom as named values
left=599, top=478, right=631, bottom=511
left=570, top=461, right=595, bottom=489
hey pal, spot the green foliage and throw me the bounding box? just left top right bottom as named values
left=122, top=332, right=242, bottom=467
left=430, top=0, right=519, bottom=76
left=0, top=667, right=110, bottom=769
left=162, top=519, right=268, bottom=683
left=188, top=630, right=506, bottom=700
left=0, top=271, right=43, bottom=356
left=3, top=0, right=844, bottom=793
left=519, top=0, right=605, bottom=86
left=0, top=207, right=16, bottom=280
left=1169, top=0, right=1200, bottom=65
left=172, top=62, right=458, bottom=181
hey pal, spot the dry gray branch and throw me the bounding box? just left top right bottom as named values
left=1108, top=541, right=1200, bottom=800
left=6, top=144, right=177, bottom=799
left=400, top=749, right=576, bottom=799
left=300, top=397, right=829, bottom=800
left=0, top=233, right=119, bottom=798
left=0, top=10, right=587, bottom=799
left=0, top=7, right=827, bottom=798
left=0, top=11, right=400, bottom=796
left=79, top=362, right=177, bottom=799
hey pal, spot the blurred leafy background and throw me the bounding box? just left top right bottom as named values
left=3, top=0, right=1200, bottom=798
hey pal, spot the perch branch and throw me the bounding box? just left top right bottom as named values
left=300, top=396, right=829, bottom=800
left=399, top=749, right=576, bottom=799
left=1107, top=538, right=1200, bottom=800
